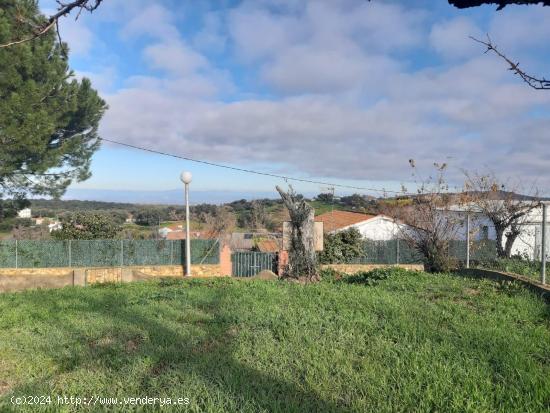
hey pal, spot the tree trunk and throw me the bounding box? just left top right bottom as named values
left=276, top=186, right=318, bottom=280
left=494, top=225, right=506, bottom=258
left=504, top=226, right=520, bottom=258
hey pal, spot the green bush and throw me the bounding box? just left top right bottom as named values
left=319, top=227, right=363, bottom=264
left=319, top=267, right=341, bottom=283
left=320, top=266, right=417, bottom=286
left=345, top=267, right=415, bottom=285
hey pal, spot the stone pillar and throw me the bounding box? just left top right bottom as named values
left=219, top=244, right=232, bottom=276
left=73, top=269, right=86, bottom=286
left=278, top=250, right=289, bottom=276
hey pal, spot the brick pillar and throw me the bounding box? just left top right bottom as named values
left=278, top=250, right=288, bottom=276
left=219, top=244, right=232, bottom=276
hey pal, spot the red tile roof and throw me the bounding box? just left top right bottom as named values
left=315, top=210, right=377, bottom=232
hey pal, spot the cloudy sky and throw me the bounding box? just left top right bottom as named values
left=42, top=0, right=550, bottom=199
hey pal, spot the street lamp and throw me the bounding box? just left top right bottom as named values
left=541, top=201, right=548, bottom=285
left=180, top=171, right=192, bottom=276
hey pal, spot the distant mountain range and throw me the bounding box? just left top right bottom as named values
left=62, top=188, right=301, bottom=205
left=53, top=188, right=550, bottom=206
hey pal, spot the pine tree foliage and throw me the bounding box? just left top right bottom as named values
left=0, top=0, right=106, bottom=211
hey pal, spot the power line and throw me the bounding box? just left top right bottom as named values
left=98, top=137, right=410, bottom=195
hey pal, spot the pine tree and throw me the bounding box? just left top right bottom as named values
left=0, top=0, right=106, bottom=218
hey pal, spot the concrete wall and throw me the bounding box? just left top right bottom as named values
left=457, top=268, right=550, bottom=302
left=0, top=264, right=230, bottom=293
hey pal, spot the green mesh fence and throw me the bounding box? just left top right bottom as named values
left=347, top=240, right=423, bottom=264
left=123, top=240, right=172, bottom=266
left=0, top=239, right=219, bottom=268
left=0, top=242, right=16, bottom=268
left=17, top=240, right=70, bottom=268
left=449, top=239, right=497, bottom=263
left=71, top=240, right=122, bottom=267
left=336, top=239, right=497, bottom=265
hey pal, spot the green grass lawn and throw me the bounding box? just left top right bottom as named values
left=0, top=272, right=549, bottom=412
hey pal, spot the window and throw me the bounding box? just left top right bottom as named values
left=481, top=226, right=489, bottom=240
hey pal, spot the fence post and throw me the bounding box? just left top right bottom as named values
left=466, top=212, right=470, bottom=269
left=120, top=240, right=124, bottom=267
left=170, top=240, right=174, bottom=265
left=15, top=239, right=18, bottom=269
left=68, top=240, right=72, bottom=268
left=541, top=203, right=547, bottom=285
left=396, top=238, right=400, bottom=265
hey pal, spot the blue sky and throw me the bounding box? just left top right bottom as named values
left=41, top=0, right=550, bottom=201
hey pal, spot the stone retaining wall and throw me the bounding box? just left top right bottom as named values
left=0, top=263, right=228, bottom=293
left=322, top=263, right=424, bottom=273
left=457, top=268, right=550, bottom=302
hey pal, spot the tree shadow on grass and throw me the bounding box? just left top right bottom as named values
left=1, top=280, right=354, bottom=413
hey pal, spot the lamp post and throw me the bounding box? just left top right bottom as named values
left=180, top=171, right=192, bottom=276
left=541, top=202, right=547, bottom=285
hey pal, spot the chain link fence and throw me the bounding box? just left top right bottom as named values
left=0, top=239, right=219, bottom=268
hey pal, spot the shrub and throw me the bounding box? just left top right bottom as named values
left=345, top=267, right=415, bottom=285
left=319, top=267, right=342, bottom=283
left=319, top=227, right=363, bottom=264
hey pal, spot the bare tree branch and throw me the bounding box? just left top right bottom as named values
left=449, top=0, right=550, bottom=9
left=0, top=0, right=104, bottom=49
left=471, top=35, right=550, bottom=90
left=463, top=170, right=541, bottom=257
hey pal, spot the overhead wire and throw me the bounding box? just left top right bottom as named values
left=97, top=137, right=413, bottom=196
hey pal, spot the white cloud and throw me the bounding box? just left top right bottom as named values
left=88, top=0, right=550, bottom=189
left=56, top=16, right=95, bottom=56
left=193, top=12, right=228, bottom=53
left=490, top=5, right=550, bottom=53
left=143, top=41, right=208, bottom=76
left=430, top=17, right=483, bottom=60
left=227, top=1, right=426, bottom=95
left=120, top=4, right=180, bottom=41
left=75, top=66, right=117, bottom=93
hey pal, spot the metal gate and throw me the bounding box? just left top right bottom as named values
left=231, top=252, right=277, bottom=277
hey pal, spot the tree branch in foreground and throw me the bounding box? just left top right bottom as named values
left=471, top=35, right=550, bottom=90
left=0, top=0, right=104, bottom=48
left=449, top=0, right=550, bottom=10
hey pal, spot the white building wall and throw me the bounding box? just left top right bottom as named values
left=17, top=208, right=31, bottom=219
left=344, top=217, right=404, bottom=241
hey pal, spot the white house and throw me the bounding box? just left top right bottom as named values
left=17, top=208, right=31, bottom=219
left=314, top=210, right=406, bottom=241
left=158, top=227, right=173, bottom=238
left=447, top=202, right=549, bottom=260
left=48, top=221, right=62, bottom=232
